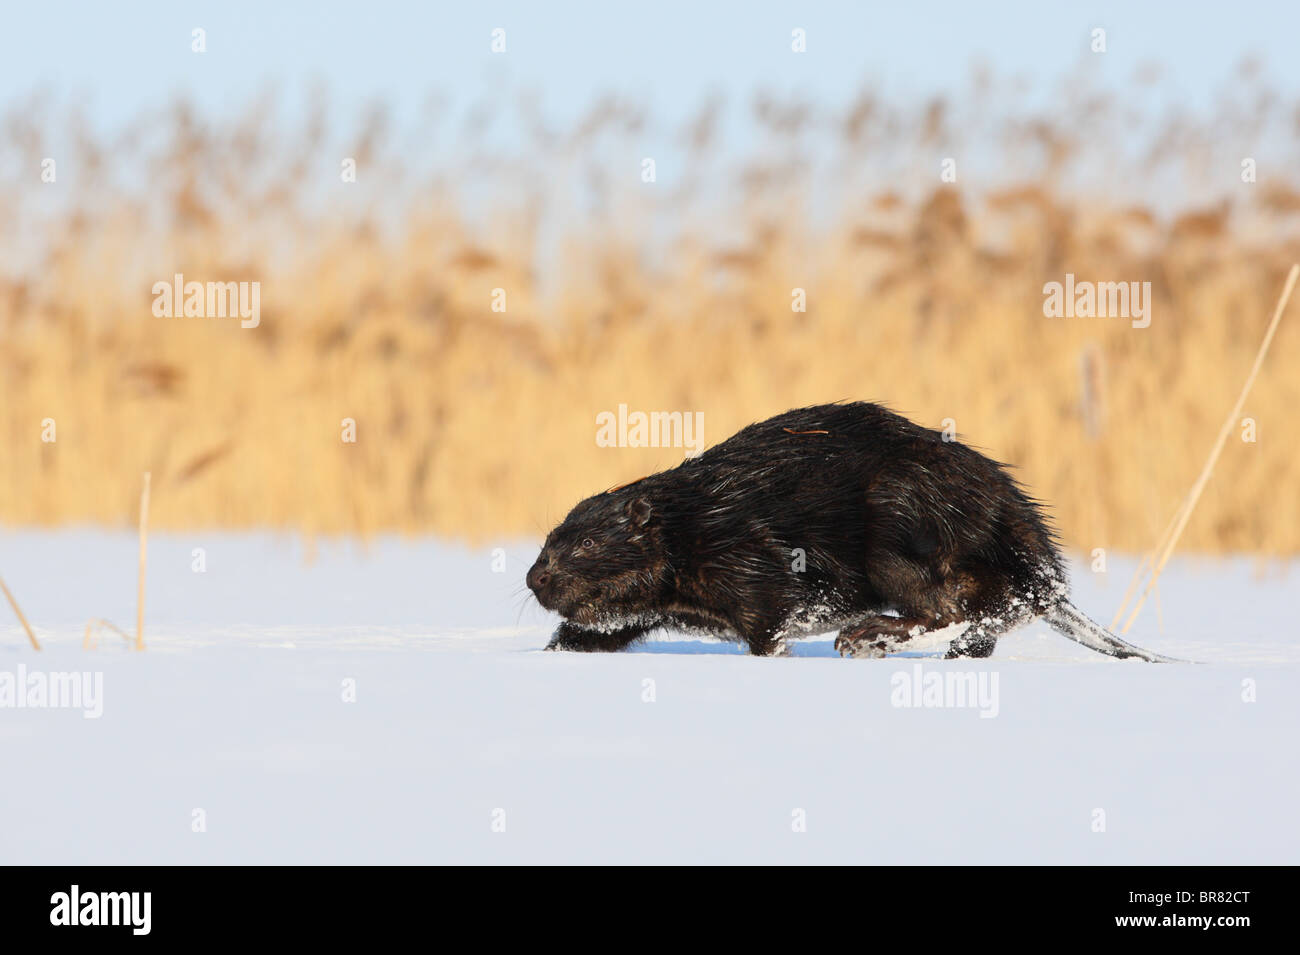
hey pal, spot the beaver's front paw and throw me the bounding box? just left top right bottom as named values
left=544, top=623, right=588, bottom=651
left=544, top=622, right=648, bottom=653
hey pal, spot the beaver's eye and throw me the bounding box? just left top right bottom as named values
left=582, top=538, right=595, bottom=549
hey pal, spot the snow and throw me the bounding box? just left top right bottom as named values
left=1, top=530, right=1296, bottom=863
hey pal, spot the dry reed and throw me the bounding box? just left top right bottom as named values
left=0, top=576, right=40, bottom=650
left=3, top=82, right=1300, bottom=556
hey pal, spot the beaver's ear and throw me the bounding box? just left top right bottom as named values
left=626, top=496, right=653, bottom=527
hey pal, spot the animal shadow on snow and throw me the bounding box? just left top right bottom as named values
left=631, top=637, right=940, bottom=658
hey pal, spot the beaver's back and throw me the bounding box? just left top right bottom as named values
left=657, top=402, right=1061, bottom=594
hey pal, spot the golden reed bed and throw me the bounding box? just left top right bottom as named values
left=3, top=91, right=1300, bottom=555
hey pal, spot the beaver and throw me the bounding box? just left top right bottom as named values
left=527, top=402, right=1179, bottom=661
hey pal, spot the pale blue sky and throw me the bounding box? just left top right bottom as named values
left=2, top=0, right=1295, bottom=132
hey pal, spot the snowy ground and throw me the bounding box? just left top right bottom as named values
left=0, top=530, right=1296, bottom=864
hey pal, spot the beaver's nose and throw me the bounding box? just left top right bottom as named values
left=526, top=559, right=551, bottom=593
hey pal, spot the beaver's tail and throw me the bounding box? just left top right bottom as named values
left=1044, top=600, right=1187, bottom=663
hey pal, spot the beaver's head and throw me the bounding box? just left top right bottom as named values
left=527, top=486, right=670, bottom=627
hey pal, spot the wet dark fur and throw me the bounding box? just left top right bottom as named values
left=528, top=402, right=1152, bottom=660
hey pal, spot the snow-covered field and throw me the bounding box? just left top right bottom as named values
left=1, top=530, right=1296, bottom=864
